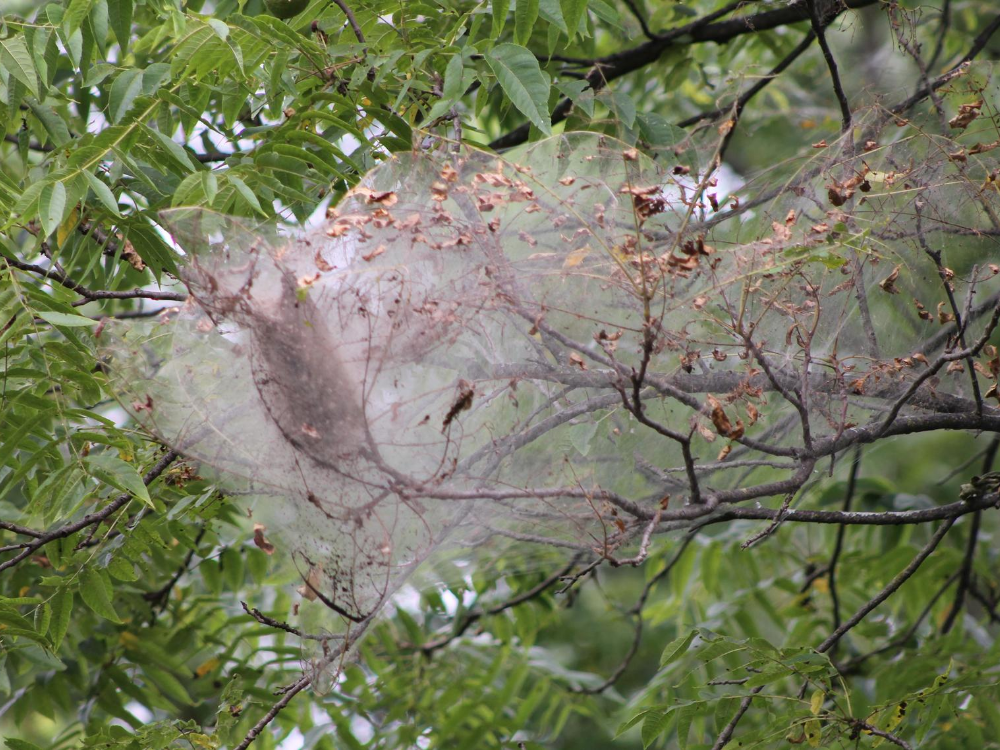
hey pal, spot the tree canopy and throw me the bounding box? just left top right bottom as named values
left=2, top=1, right=1000, bottom=749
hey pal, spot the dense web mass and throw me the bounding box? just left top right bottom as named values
left=104, top=89, right=1000, bottom=631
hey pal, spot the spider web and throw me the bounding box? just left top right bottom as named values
left=102, top=81, right=1000, bottom=637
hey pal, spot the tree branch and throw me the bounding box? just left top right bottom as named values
left=0, top=450, right=180, bottom=575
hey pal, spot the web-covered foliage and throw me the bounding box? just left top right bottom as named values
left=105, top=65, right=1000, bottom=634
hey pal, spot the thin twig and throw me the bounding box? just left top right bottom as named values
left=807, top=0, right=852, bottom=135
left=332, top=0, right=366, bottom=44
left=711, top=686, right=764, bottom=750
left=941, top=435, right=999, bottom=633
left=828, top=444, right=863, bottom=640
left=0, top=450, right=180, bottom=575
left=816, top=517, right=957, bottom=654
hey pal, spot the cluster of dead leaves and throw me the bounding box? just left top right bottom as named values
left=706, top=394, right=745, bottom=439
left=949, top=100, right=983, bottom=130
left=827, top=166, right=871, bottom=207
left=620, top=185, right=667, bottom=222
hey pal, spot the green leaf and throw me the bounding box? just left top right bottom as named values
left=676, top=702, right=696, bottom=750
left=538, top=0, right=567, bottom=34
left=515, top=0, right=540, bottom=45
left=33, top=601, right=51, bottom=637
left=107, top=0, right=132, bottom=49
left=228, top=175, right=266, bottom=216
left=84, top=171, right=122, bottom=216
left=492, top=0, right=510, bottom=39
left=26, top=100, right=73, bottom=146
left=443, top=53, right=466, bottom=101
left=560, top=0, right=588, bottom=39
left=6, top=740, right=44, bottom=750
left=144, top=665, right=194, bottom=705
left=109, top=68, right=143, bottom=122
left=600, top=89, right=636, bottom=129
left=146, top=126, right=198, bottom=172
left=641, top=710, right=671, bottom=749
left=0, top=35, right=40, bottom=96
left=84, top=454, right=154, bottom=508
left=222, top=547, right=243, bottom=591
left=810, top=689, right=824, bottom=714
left=485, top=43, right=551, bottom=135
left=49, top=589, right=73, bottom=649
left=660, top=629, right=697, bottom=667
left=637, top=112, right=686, bottom=148
left=744, top=664, right=794, bottom=688
left=37, top=310, right=98, bottom=328
left=107, top=556, right=138, bottom=582
left=555, top=79, right=593, bottom=116
left=38, top=181, right=67, bottom=237
left=80, top=568, right=121, bottom=623
left=63, top=0, right=96, bottom=36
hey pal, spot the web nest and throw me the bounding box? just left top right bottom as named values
left=104, top=71, right=1000, bottom=625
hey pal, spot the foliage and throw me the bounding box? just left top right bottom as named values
left=2, top=1, right=1000, bottom=749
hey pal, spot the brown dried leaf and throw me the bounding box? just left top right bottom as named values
left=355, top=187, right=398, bottom=206
left=695, top=420, right=717, bottom=443
left=297, top=564, right=324, bottom=600
left=937, top=301, right=956, bottom=324
left=949, top=99, right=983, bottom=129
left=707, top=394, right=744, bottom=439
left=568, top=352, right=587, bottom=370
left=122, top=239, right=146, bottom=271
left=442, top=380, right=474, bottom=429
left=314, top=250, right=335, bottom=272
left=253, top=523, right=276, bottom=555
left=879, top=265, right=901, bottom=294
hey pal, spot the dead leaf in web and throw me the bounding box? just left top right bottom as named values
left=949, top=100, right=983, bottom=129
left=563, top=246, right=590, bottom=269
left=937, top=302, right=956, bottom=324
left=297, top=564, right=324, bottom=601
left=253, top=523, right=276, bottom=555
left=619, top=185, right=667, bottom=221
left=879, top=265, right=901, bottom=294
left=355, top=187, right=399, bottom=206
left=706, top=394, right=745, bottom=439
left=314, top=250, right=335, bottom=271
left=442, top=380, right=475, bottom=430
